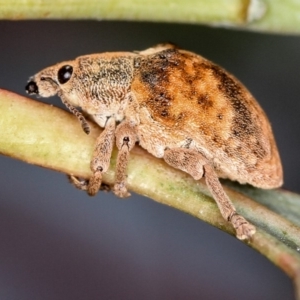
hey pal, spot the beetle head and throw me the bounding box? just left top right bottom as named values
left=26, top=62, right=74, bottom=98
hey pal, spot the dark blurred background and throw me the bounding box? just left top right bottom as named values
left=0, top=21, right=299, bottom=300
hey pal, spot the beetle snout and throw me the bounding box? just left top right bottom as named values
left=25, top=80, right=39, bottom=95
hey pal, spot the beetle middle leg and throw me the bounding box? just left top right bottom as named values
left=163, top=147, right=256, bottom=240
left=113, top=121, right=138, bottom=198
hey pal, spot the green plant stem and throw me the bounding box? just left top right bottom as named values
left=1, top=89, right=300, bottom=298
left=1, top=0, right=300, bottom=34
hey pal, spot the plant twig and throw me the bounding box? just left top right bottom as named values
left=1, top=0, right=300, bottom=34
left=1, top=89, right=300, bottom=298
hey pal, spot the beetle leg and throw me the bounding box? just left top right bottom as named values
left=85, top=116, right=116, bottom=196
left=68, top=175, right=88, bottom=191
left=68, top=175, right=112, bottom=192
left=163, top=147, right=256, bottom=240
left=113, top=121, right=138, bottom=198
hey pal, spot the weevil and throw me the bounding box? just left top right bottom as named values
left=25, top=44, right=283, bottom=240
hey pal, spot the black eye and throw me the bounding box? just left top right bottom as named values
left=58, top=65, right=73, bottom=84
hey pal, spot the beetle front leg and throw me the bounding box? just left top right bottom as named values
left=163, top=147, right=256, bottom=240
left=69, top=117, right=116, bottom=195
left=113, top=121, right=138, bottom=198
left=87, top=117, right=116, bottom=196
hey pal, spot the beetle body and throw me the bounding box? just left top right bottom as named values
left=26, top=44, right=283, bottom=240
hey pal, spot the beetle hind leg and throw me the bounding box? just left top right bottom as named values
left=203, top=164, right=256, bottom=240
left=163, top=147, right=256, bottom=240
